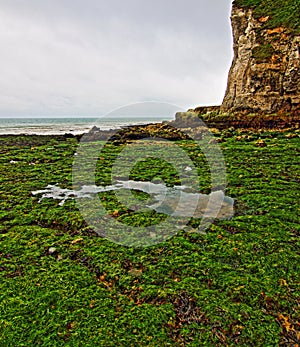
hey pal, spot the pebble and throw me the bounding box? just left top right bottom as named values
left=48, top=247, right=57, bottom=255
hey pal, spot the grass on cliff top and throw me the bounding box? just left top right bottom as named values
left=0, top=130, right=299, bottom=346
left=234, top=0, right=300, bottom=34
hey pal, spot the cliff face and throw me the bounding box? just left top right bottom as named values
left=221, top=3, right=300, bottom=114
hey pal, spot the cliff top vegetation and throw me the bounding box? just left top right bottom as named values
left=234, top=0, right=300, bottom=34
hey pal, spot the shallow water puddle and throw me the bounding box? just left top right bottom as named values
left=32, top=180, right=234, bottom=219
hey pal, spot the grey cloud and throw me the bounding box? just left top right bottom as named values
left=0, top=0, right=233, bottom=116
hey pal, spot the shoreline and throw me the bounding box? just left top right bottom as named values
left=1, top=110, right=299, bottom=138
left=0, top=120, right=160, bottom=137
left=0, top=110, right=300, bottom=140
left=0, top=113, right=299, bottom=141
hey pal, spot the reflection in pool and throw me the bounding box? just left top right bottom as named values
left=32, top=180, right=234, bottom=220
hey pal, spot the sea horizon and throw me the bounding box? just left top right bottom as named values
left=0, top=115, right=173, bottom=135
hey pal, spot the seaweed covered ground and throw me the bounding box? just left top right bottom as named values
left=0, top=127, right=299, bottom=346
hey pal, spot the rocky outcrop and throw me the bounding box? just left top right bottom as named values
left=80, top=123, right=192, bottom=142
left=221, top=3, right=300, bottom=114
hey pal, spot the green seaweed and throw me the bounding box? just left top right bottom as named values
left=234, top=0, right=300, bottom=34
left=0, top=129, right=299, bottom=346
left=252, top=43, right=275, bottom=62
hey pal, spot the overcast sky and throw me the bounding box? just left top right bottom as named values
left=0, top=0, right=233, bottom=117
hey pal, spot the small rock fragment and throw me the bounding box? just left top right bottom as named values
left=48, top=247, right=57, bottom=255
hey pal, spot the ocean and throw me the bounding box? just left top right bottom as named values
left=0, top=116, right=172, bottom=135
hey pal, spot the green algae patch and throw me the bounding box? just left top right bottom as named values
left=252, top=43, right=275, bottom=62
left=0, top=130, right=299, bottom=346
left=234, top=0, right=300, bottom=34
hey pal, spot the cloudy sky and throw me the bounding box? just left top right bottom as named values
left=0, top=0, right=233, bottom=117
